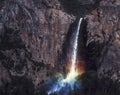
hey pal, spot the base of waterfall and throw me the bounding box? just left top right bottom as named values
left=46, top=73, right=83, bottom=95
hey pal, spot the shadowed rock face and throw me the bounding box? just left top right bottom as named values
left=59, top=0, right=99, bottom=16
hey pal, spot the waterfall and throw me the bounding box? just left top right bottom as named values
left=70, top=18, right=83, bottom=75
left=47, top=18, right=83, bottom=95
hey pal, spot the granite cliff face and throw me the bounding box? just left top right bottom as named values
left=86, top=0, right=120, bottom=82
left=0, top=0, right=120, bottom=95
left=0, top=0, right=76, bottom=94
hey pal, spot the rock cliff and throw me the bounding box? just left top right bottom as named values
left=86, top=0, right=120, bottom=82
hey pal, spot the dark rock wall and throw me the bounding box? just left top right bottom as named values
left=0, top=0, right=75, bottom=91
left=86, top=0, right=120, bottom=81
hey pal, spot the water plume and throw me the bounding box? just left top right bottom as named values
left=47, top=18, right=84, bottom=95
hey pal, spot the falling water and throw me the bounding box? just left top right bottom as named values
left=47, top=18, right=83, bottom=95
left=70, top=17, right=83, bottom=76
